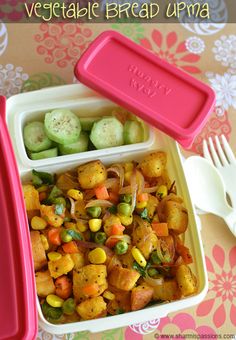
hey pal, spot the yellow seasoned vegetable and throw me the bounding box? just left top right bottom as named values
left=89, top=219, right=102, bottom=232
left=30, top=231, right=47, bottom=271
left=131, top=247, right=147, bottom=267
left=67, top=189, right=83, bottom=201
left=103, top=214, right=121, bottom=235
left=76, top=296, right=107, bottom=320
left=73, top=265, right=107, bottom=303
left=132, top=224, right=158, bottom=259
left=131, top=284, right=154, bottom=311
left=153, top=279, right=181, bottom=301
left=163, top=201, right=188, bottom=234
left=31, top=216, right=47, bottom=230
left=40, top=234, right=49, bottom=250
left=108, top=267, right=140, bottom=291
left=35, top=270, right=55, bottom=297
left=40, top=205, right=64, bottom=228
left=23, top=184, right=40, bottom=211
left=176, top=265, right=197, bottom=296
left=78, top=160, right=107, bottom=189
left=139, top=152, right=167, bottom=178
left=48, top=252, right=62, bottom=261
left=46, top=294, right=64, bottom=308
left=103, top=291, right=115, bottom=301
left=48, top=254, right=74, bottom=279
left=70, top=252, right=85, bottom=271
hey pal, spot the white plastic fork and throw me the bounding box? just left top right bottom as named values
left=203, top=135, right=236, bottom=209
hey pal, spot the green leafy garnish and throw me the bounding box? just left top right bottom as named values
left=46, top=185, right=63, bottom=204
left=140, top=208, right=151, bottom=222
left=67, top=229, right=83, bottom=241
left=116, top=308, right=125, bottom=314
left=132, top=261, right=147, bottom=277
left=108, top=205, right=117, bottom=214
left=32, top=170, right=54, bottom=186
left=55, top=203, right=64, bottom=215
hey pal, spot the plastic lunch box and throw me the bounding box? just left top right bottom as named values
left=0, top=30, right=215, bottom=338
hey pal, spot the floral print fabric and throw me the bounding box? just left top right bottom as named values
left=1, top=22, right=236, bottom=339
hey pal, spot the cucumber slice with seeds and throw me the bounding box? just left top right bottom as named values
left=29, top=147, right=58, bottom=160
left=90, top=117, right=124, bottom=149
left=123, top=120, right=144, bottom=144
left=44, top=109, right=81, bottom=145
left=59, top=131, right=89, bottom=155
left=80, top=117, right=99, bottom=131
left=23, top=121, right=52, bottom=152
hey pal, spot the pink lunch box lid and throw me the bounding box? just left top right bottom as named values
left=0, top=96, right=37, bottom=340
left=74, top=30, right=215, bottom=148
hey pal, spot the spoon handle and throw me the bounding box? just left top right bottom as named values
left=224, top=212, right=236, bottom=237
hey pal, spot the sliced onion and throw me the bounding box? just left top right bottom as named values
left=143, top=185, right=158, bottom=194
left=76, top=240, right=113, bottom=256
left=104, top=178, right=119, bottom=189
left=144, top=275, right=164, bottom=287
left=85, top=199, right=113, bottom=208
left=107, top=234, right=131, bottom=244
left=119, top=185, right=131, bottom=194
left=84, top=189, right=95, bottom=200
left=107, top=164, right=124, bottom=188
left=136, top=170, right=145, bottom=194
left=130, top=170, right=138, bottom=213
left=157, top=193, right=183, bottom=221
left=68, top=197, right=76, bottom=220
left=156, top=239, right=167, bottom=263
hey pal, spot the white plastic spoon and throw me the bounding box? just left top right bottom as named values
left=184, top=156, right=236, bottom=237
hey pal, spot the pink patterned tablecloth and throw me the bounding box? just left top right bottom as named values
left=0, top=21, right=236, bottom=339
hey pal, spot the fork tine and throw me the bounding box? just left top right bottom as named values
left=221, top=135, right=236, bottom=164
left=215, top=136, right=228, bottom=166
left=203, top=139, right=213, bottom=164
left=208, top=137, right=222, bottom=167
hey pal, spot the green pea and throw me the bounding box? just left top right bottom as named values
left=120, top=194, right=132, bottom=204
left=150, top=251, right=161, bottom=265
left=148, top=268, right=159, bottom=277
left=117, top=203, right=132, bottom=217
left=53, top=197, right=67, bottom=207
left=114, top=241, right=129, bottom=255
left=60, top=229, right=73, bottom=243
left=42, top=301, right=63, bottom=321
left=62, top=298, right=76, bottom=315
left=87, top=206, right=102, bottom=218
left=94, top=232, right=107, bottom=244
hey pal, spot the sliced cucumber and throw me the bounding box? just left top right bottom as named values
left=44, top=109, right=81, bottom=145
left=59, top=131, right=89, bottom=155
left=80, top=117, right=99, bottom=131
left=90, top=117, right=124, bottom=149
left=30, top=147, right=58, bottom=160
left=23, top=121, right=52, bottom=152
left=123, top=120, right=144, bottom=144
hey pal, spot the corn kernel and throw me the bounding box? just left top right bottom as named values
left=156, top=185, right=168, bottom=199
left=124, top=162, right=134, bottom=172
left=46, top=294, right=64, bottom=308
left=88, top=248, right=107, bottom=264
left=131, top=247, right=147, bottom=267
left=40, top=234, right=49, bottom=250
left=89, top=219, right=102, bottom=232
left=136, top=201, right=147, bottom=209
left=117, top=213, right=133, bottom=226
left=31, top=216, right=47, bottom=230
left=67, top=189, right=83, bottom=201
left=103, top=290, right=115, bottom=300
left=124, top=171, right=133, bottom=184
left=48, top=252, right=62, bottom=261
left=76, top=221, right=88, bottom=233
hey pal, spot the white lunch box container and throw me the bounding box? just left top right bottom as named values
left=6, top=84, right=208, bottom=335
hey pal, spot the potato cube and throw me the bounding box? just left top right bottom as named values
left=48, top=254, right=74, bottom=279
left=108, top=267, right=140, bottom=291
left=30, top=231, right=47, bottom=271
left=131, top=284, right=154, bottom=311
left=76, top=296, right=107, bottom=320
left=153, top=279, right=181, bottom=301
left=139, top=152, right=167, bottom=178
left=176, top=265, right=197, bottom=296
left=35, top=270, right=55, bottom=297
left=164, top=201, right=188, bottom=234
left=23, top=185, right=40, bottom=211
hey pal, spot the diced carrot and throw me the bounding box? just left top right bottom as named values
left=55, top=275, right=72, bottom=299
left=177, top=244, right=193, bottom=264
left=48, top=228, right=61, bottom=246
left=94, top=185, right=109, bottom=200
left=82, top=283, right=100, bottom=297
left=151, top=222, right=169, bottom=237
left=137, top=193, right=149, bottom=202
left=110, top=224, right=125, bottom=236
left=62, top=241, right=79, bottom=254
left=39, top=191, right=47, bottom=202
left=109, top=191, right=119, bottom=204
left=105, top=237, right=120, bottom=248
